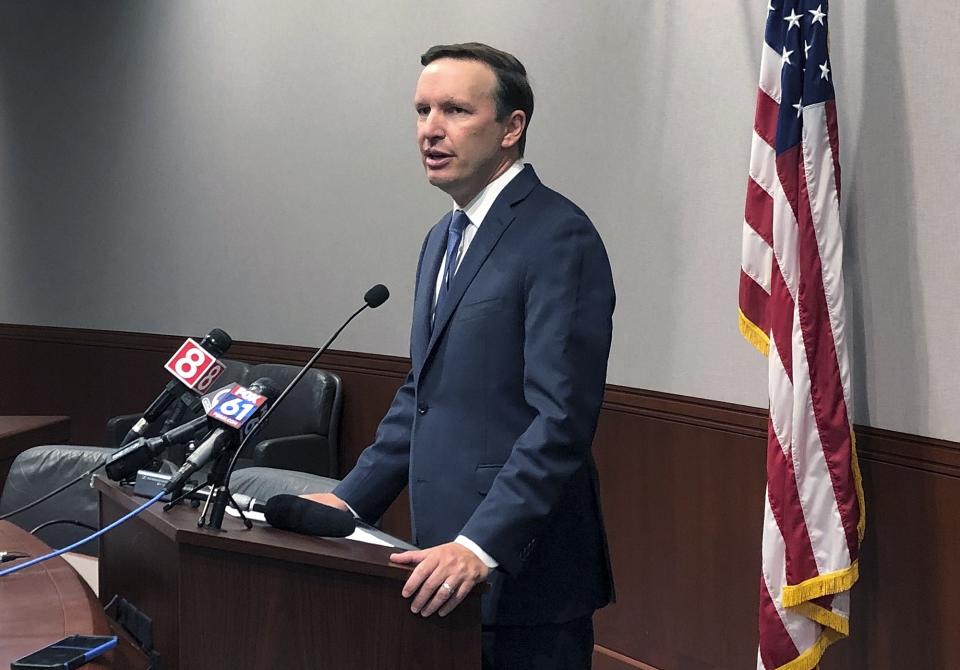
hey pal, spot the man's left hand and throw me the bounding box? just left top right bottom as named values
left=390, top=542, right=491, bottom=617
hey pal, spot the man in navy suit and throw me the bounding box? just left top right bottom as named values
left=305, top=43, right=615, bottom=669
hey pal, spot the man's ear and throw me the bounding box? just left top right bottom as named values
left=501, top=110, right=526, bottom=150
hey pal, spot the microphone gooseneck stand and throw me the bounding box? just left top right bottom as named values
left=168, top=285, right=389, bottom=531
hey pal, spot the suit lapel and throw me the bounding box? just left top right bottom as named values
left=411, top=217, right=448, bottom=371
left=422, top=165, right=540, bottom=368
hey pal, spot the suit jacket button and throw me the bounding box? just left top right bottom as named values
left=417, top=405, right=428, bottom=415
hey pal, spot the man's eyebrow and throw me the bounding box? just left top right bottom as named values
left=414, top=97, right=472, bottom=108
left=440, top=98, right=473, bottom=108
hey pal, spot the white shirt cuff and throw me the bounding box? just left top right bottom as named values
left=455, top=535, right=499, bottom=569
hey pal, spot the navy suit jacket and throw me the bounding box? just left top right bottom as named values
left=334, top=165, right=615, bottom=625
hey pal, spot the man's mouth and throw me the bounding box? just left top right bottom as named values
left=423, top=150, right=454, bottom=169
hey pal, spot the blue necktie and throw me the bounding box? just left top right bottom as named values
left=434, top=209, right=470, bottom=321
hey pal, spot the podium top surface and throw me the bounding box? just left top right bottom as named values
left=95, top=476, right=416, bottom=583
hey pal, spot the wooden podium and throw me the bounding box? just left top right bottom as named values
left=96, top=478, right=481, bottom=670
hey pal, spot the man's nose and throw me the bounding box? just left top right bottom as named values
left=420, top=111, right=445, bottom=142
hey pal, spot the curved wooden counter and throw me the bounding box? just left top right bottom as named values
left=0, top=521, right=144, bottom=668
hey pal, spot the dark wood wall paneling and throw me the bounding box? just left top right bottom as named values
left=0, top=323, right=957, bottom=669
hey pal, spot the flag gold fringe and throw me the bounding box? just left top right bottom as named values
left=739, top=309, right=770, bottom=356
left=790, top=601, right=849, bottom=636
left=851, top=431, right=867, bottom=541
left=781, top=561, right=859, bottom=608
left=773, top=628, right=844, bottom=670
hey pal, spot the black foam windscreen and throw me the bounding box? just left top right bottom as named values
left=247, top=377, right=280, bottom=403
left=201, top=328, right=232, bottom=357
left=263, top=494, right=356, bottom=538
left=363, top=284, right=390, bottom=308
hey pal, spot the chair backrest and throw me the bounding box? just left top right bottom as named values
left=239, top=363, right=342, bottom=445
left=0, top=445, right=115, bottom=555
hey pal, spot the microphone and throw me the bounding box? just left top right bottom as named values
left=192, top=285, right=390, bottom=531
left=229, top=493, right=267, bottom=514
left=122, top=328, right=233, bottom=445
left=104, top=414, right=210, bottom=481
left=263, top=495, right=356, bottom=537
left=364, top=284, right=390, bottom=308
left=163, top=378, right=279, bottom=495
left=218, top=285, right=391, bottom=497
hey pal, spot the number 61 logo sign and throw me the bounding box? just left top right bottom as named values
left=205, top=384, right=268, bottom=430
left=164, top=338, right=226, bottom=393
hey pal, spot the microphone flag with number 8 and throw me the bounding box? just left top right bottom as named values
left=206, top=383, right=268, bottom=430
left=163, top=338, right=226, bottom=393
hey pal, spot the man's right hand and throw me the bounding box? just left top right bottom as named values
left=298, top=492, right=350, bottom=512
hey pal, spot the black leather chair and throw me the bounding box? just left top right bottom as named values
left=106, top=360, right=343, bottom=477
left=0, top=445, right=120, bottom=554
left=234, top=363, right=342, bottom=477
left=0, top=362, right=343, bottom=556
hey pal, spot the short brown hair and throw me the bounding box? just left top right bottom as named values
left=421, top=42, right=534, bottom=156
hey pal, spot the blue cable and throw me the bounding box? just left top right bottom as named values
left=0, top=490, right=165, bottom=578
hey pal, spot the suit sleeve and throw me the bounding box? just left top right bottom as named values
left=332, top=234, right=433, bottom=522
left=332, top=369, right=415, bottom=522
left=459, top=213, right=615, bottom=576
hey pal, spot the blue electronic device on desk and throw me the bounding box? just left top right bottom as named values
left=11, top=635, right=117, bottom=669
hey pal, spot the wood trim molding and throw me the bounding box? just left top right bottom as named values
left=604, top=384, right=767, bottom=438
left=0, top=323, right=956, bottom=476
left=0, top=323, right=410, bottom=376
left=853, top=426, right=960, bottom=478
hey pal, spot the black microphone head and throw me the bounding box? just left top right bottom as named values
left=104, top=437, right=151, bottom=481
left=364, top=284, right=389, bottom=308
left=199, top=328, right=232, bottom=357
left=247, top=377, right=280, bottom=402
left=264, top=494, right=356, bottom=537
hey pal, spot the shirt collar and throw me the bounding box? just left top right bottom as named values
left=453, top=160, right=525, bottom=228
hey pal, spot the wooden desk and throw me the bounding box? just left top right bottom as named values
left=0, top=521, right=147, bottom=668
left=0, top=415, right=71, bottom=491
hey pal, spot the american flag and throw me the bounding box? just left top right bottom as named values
left=738, top=2, right=866, bottom=668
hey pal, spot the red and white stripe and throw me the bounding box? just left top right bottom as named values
left=740, top=38, right=865, bottom=670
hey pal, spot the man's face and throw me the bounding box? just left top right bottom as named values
left=414, top=58, right=512, bottom=205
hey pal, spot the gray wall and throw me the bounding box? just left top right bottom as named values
left=1, top=1, right=957, bottom=441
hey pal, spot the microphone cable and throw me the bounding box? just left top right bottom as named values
left=30, top=519, right=98, bottom=535
left=0, top=462, right=105, bottom=522
left=0, top=490, right=165, bottom=578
